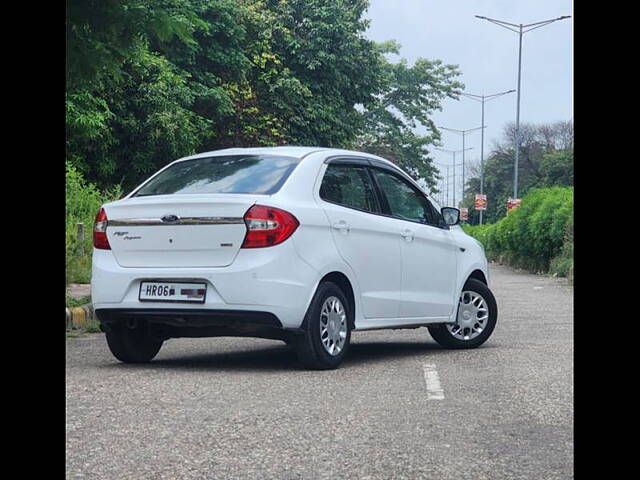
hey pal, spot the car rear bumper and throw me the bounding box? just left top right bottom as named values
left=96, top=308, right=283, bottom=327
left=91, top=240, right=320, bottom=329
left=95, top=307, right=302, bottom=341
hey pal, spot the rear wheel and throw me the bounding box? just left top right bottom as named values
left=428, top=278, right=497, bottom=349
left=105, top=323, right=163, bottom=363
left=294, top=282, right=351, bottom=370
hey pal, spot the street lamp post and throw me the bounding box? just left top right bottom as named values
left=439, top=127, right=484, bottom=207
left=436, top=161, right=463, bottom=206
left=444, top=165, right=449, bottom=205
left=475, top=14, right=571, bottom=199
left=436, top=149, right=471, bottom=207
left=461, top=89, right=515, bottom=224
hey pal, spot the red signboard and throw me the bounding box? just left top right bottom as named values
left=460, top=207, right=469, bottom=221
left=506, top=198, right=521, bottom=213
left=474, top=194, right=487, bottom=211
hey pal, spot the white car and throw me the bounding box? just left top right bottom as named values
left=92, top=146, right=497, bottom=369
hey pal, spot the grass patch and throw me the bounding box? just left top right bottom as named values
left=66, top=294, right=91, bottom=308
left=84, top=318, right=102, bottom=333
left=66, top=254, right=92, bottom=285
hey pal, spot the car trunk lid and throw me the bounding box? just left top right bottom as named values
left=103, top=194, right=259, bottom=268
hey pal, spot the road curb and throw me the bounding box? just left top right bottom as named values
left=66, top=304, right=95, bottom=331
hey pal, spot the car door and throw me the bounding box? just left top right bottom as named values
left=318, top=160, right=403, bottom=319
left=370, top=167, right=458, bottom=319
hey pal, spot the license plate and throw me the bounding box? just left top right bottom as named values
left=139, top=281, right=207, bottom=303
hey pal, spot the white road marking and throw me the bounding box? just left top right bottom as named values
left=422, top=363, right=445, bottom=400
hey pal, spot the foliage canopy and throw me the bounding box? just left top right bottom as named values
left=66, top=0, right=463, bottom=192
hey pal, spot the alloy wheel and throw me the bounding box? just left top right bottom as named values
left=319, top=296, right=347, bottom=356
left=447, top=290, right=490, bottom=341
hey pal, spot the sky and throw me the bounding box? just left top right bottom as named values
left=364, top=0, right=573, bottom=202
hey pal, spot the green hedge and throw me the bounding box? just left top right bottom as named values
left=463, top=187, right=573, bottom=277
left=66, top=162, right=121, bottom=284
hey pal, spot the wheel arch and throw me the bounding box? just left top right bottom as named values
left=318, top=271, right=356, bottom=330
left=467, top=269, right=488, bottom=285
left=448, top=263, right=490, bottom=323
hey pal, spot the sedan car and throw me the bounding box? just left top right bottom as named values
left=92, top=146, right=497, bottom=369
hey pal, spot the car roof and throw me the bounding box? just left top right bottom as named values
left=136, top=146, right=438, bottom=202
left=180, top=146, right=329, bottom=160
left=176, top=145, right=426, bottom=192
left=178, top=146, right=396, bottom=166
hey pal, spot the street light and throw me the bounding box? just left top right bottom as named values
left=438, top=164, right=450, bottom=205
left=435, top=161, right=463, bottom=206
left=436, top=149, right=472, bottom=206
left=439, top=126, right=484, bottom=207
left=461, top=89, right=515, bottom=224
left=475, top=14, right=571, bottom=199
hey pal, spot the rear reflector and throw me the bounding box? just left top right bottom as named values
left=93, top=207, right=111, bottom=250
left=241, top=205, right=299, bottom=248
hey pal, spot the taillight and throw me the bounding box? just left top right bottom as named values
left=241, top=205, right=299, bottom=248
left=93, top=207, right=111, bottom=250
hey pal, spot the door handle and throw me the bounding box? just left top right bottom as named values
left=332, top=221, right=350, bottom=234
left=401, top=229, right=414, bottom=241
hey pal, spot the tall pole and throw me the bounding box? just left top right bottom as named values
left=460, top=89, right=515, bottom=224
left=462, top=134, right=465, bottom=207
left=514, top=25, right=523, bottom=199
left=436, top=148, right=472, bottom=208
left=452, top=152, right=456, bottom=206
left=446, top=165, right=449, bottom=205
left=475, top=14, right=571, bottom=200
left=440, top=126, right=484, bottom=207
left=480, top=98, right=485, bottom=224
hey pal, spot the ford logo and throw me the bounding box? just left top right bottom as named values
left=161, top=214, right=180, bottom=223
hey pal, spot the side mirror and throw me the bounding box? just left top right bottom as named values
left=441, top=207, right=460, bottom=226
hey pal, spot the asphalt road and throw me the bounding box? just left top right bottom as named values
left=66, top=263, right=573, bottom=479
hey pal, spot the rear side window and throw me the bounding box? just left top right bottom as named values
left=133, top=155, right=300, bottom=196
left=320, top=164, right=379, bottom=212
left=371, top=169, right=436, bottom=225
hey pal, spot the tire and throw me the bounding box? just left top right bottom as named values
left=105, top=323, right=163, bottom=363
left=428, top=278, right=497, bottom=349
left=294, top=281, right=352, bottom=370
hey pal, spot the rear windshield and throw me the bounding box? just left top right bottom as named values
left=133, top=155, right=301, bottom=196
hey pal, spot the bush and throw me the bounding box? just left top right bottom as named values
left=66, top=161, right=121, bottom=284
left=550, top=214, right=573, bottom=280
left=463, top=186, right=573, bottom=278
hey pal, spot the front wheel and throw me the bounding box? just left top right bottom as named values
left=428, top=278, right=497, bottom=349
left=294, top=282, right=351, bottom=370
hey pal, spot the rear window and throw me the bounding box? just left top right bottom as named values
left=320, top=164, right=379, bottom=213
left=133, top=155, right=300, bottom=196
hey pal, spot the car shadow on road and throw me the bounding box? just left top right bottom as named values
left=345, top=340, right=452, bottom=367
left=106, top=338, right=488, bottom=373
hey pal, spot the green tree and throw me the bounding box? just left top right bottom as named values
left=67, top=49, right=210, bottom=190
left=235, top=0, right=388, bottom=147
left=66, top=0, right=465, bottom=193
left=539, top=150, right=573, bottom=187
left=66, top=0, right=208, bottom=189
left=66, top=0, right=199, bottom=89
left=357, top=43, right=464, bottom=190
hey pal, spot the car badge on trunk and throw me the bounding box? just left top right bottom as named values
left=161, top=214, right=180, bottom=223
